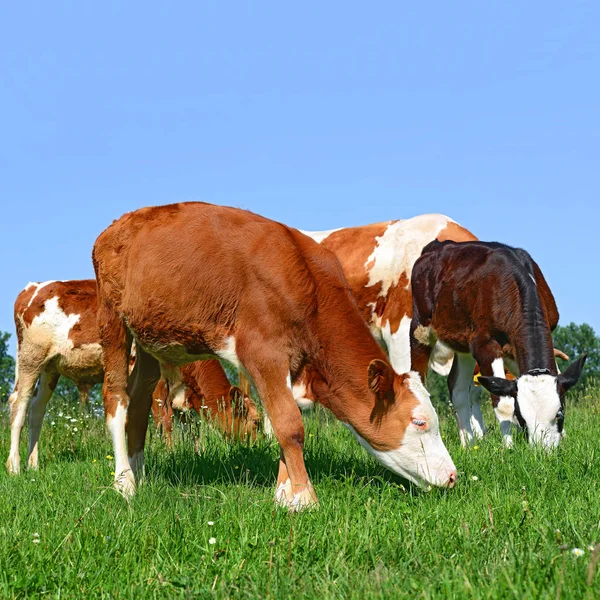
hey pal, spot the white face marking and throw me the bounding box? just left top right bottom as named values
left=381, top=315, right=412, bottom=374
left=346, top=372, right=456, bottom=488
left=216, top=336, right=240, bottom=369
left=300, top=228, right=342, bottom=244
left=516, top=374, right=562, bottom=449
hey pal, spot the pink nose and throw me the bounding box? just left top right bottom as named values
left=447, top=471, right=457, bottom=488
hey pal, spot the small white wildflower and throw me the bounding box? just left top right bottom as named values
left=33, top=532, right=39, bottom=538
left=32, top=538, right=40, bottom=544
left=208, top=521, right=214, bottom=526
left=471, top=476, right=479, bottom=481
left=73, top=427, right=78, bottom=432
left=51, top=421, right=56, bottom=426
left=70, top=418, right=77, bottom=423
left=588, top=544, right=597, bottom=552
left=572, top=548, right=584, bottom=557
left=58, top=412, right=63, bottom=417
left=209, top=537, right=216, bottom=545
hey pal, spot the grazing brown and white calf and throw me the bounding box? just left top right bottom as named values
left=6, top=280, right=259, bottom=474
left=7, top=280, right=103, bottom=474
left=411, top=241, right=586, bottom=449
left=92, top=202, right=457, bottom=508
left=152, top=359, right=261, bottom=444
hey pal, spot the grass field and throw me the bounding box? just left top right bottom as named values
left=1, top=386, right=599, bottom=599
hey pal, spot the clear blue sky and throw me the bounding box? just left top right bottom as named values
left=1, top=2, right=598, bottom=356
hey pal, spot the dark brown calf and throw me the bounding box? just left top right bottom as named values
left=411, top=241, right=586, bottom=448
left=93, top=202, right=457, bottom=509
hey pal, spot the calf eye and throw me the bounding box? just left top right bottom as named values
left=412, top=418, right=427, bottom=428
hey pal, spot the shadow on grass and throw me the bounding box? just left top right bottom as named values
left=145, top=433, right=425, bottom=497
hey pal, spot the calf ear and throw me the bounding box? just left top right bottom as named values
left=368, top=359, right=395, bottom=399
left=557, top=354, right=587, bottom=393
left=228, top=386, right=247, bottom=416
left=478, top=376, right=518, bottom=398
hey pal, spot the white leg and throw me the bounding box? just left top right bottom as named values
left=7, top=374, right=39, bottom=475
left=107, top=403, right=135, bottom=497
left=469, top=384, right=486, bottom=439
left=492, top=358, right=514, bottom=448
left=450, top=354, right=478, bottom=447
left=27, top=372, right=57, bottom=469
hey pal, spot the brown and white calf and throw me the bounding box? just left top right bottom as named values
left=300, top=214, right=477, bottom=378
left=6, top=280, right=259, bottom=474
left=7, top=280, right=103, bottom=474
left=92, top=202, right=457, bottom=509
left=152, top=359, right=261, bottom=444
left=410, top=240, right=586, bottom=449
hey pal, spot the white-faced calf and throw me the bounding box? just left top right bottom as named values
left=410, top=240, right=586, bottom=449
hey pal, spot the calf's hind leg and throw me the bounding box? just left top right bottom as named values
left=27, top=370, right=60, bottom=469
left=98, top=300, right=134, bottom=496
left=6, top=356, right=46, bottom=474
left=126, top=346, right=161, bottom=480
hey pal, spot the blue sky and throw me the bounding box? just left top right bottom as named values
left=1, top=2, right=598, bottom=355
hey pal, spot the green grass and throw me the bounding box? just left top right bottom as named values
left=1, top=388, right=600, bottom=599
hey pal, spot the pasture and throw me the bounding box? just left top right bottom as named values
left=1, top=386, right=599, bottom=599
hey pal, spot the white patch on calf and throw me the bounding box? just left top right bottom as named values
left=300, top=228, right=342, bottom=244
left=381, top=315, right=412, bottom=374
left=216, top=336, right=240, bottom=370
left=291, top=378, right=314, bottom=411
left=364, top=214, right=454, bottom=298
left=25, top=280, right=63, bottom=310
left=516, top=374, right=562, bottom=449
left=29, top=297, right=80, bottom=353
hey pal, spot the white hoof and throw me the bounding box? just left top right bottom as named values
left=114, top=468, right=136, bottom=498
left=6, top=456, right=21, bottom=475
left=503, top=435, right=514, bottom=449
left=274, top=479, right=318, bottom=512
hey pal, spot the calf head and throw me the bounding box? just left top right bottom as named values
left=347, top=359, right=457, bottom=489
left=217, top=387, right=261, bottom=441
left=478, top=354, right=587, bottom=449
